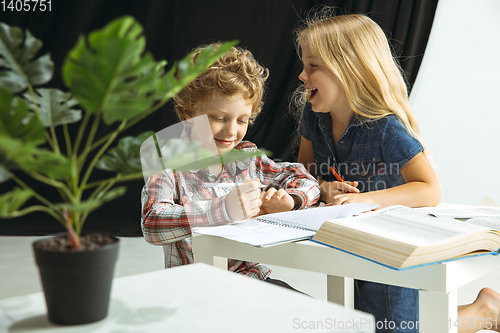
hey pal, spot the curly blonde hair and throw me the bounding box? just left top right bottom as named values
left=174, top=44, right=269, bottom=123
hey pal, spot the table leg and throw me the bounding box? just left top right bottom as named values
left=327, top=275, right=354, bottom=309
left=213, top=256, right=228, bottom=270
left=419, top=289, right=458, bottom=333
left=193, top=253, right=228, bottom=270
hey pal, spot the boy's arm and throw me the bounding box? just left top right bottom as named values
left=255, top=153, right=320, bottom=209
left=141, top=173, right=233, bottom=246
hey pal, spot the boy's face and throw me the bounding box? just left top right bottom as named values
left=185, top=93, right=253, bottom=154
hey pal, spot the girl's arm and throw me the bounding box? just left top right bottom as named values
left=331, top=152, right=441, bottom=208
left=297, top=136, right=359, bottom=203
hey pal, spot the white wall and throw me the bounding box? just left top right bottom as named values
left=409, top=0, right=500, bottom=205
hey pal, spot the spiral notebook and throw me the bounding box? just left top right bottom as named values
left=193, top=203, right=377, bottom=247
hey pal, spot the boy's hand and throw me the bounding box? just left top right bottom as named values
left=258, top=187, right=295, bottom=215
left=320, top=180, right=359, bottom=204
left=226, top=179, right=262, bottom=220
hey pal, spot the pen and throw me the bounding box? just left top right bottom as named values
left=329, top=166, right=344, bottom=182
left=204, top=183, right=268, bottom=189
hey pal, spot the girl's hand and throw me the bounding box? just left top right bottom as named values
left=326, top=192, right=377, bottom=208
left=320, top=180, right=359, bottom=203
left=226, top=179, right=262, bottom=220
left=258, top=188, right=295, bottom=215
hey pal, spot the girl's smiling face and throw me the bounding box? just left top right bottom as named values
left=298, top=42, right=349, bottom=114
left=184, top=92, right=252, bottom=154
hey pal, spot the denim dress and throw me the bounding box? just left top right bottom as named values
left=299, top=104, right=424, bottom=333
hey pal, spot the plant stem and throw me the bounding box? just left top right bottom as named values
left=10, top=173, right=57, bottom=209
left=7, top=205, right=65, bottom=225
left=88, top=174, right=120, bottom=201
left=83, top=172, right=143, bottom=190
left=73, top=112, right=91, bottom=157
left=89, top=98, right=168, bottom=153
left=79, top=120, right=128, bottom=195
left=50, top=126, right=61, bottom=155
left=76, top=112, right=103, bottom=172
left=78, top=178, right=118, bottom=231
left=63, top=123, right=72, bottom=156
left=83, top=112, right=102, bottom=162
left=29, top=172, right=74, bottom=201
left=70, top=112, right=91, bottom=194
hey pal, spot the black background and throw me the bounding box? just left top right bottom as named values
left=0, top=0, right=438, bottom=236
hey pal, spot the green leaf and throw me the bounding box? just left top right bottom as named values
left=24, top=88, right=81, bottom=127
left=0, top=187, right=32, bottom=217
left=0, top=164, right=11, bottom=183
left=62, top=16, right=163, bottom=124
left=159, top=41, right=238, bottom=101
left=0, top=88, right=45, bottom=144
left=0, top=152, right=19, bottom=182
left=54, top=186, right=126, bottom=213
left=140, top=137, right=214, bottom=177
left=63, top=16, right=237, bottom=126
left=172, top=148, right=271, bottom=172
left=97, top=131, right=153, bottom=174
left=139, top=135, right=272, bottom=175
left=0, top=135, right=71, bottom=180
left=0, top=23, right=53, bottom=94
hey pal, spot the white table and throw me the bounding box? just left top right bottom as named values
left=192, top=234, right=500, bottom=333
left=0, top=263, right=374, bottom=333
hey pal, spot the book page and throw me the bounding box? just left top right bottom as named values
left=328, top=206, right=491, bottom=247
left=464, top=217, right=500, bottom=230
left=416, top=204, right=500, bottom=218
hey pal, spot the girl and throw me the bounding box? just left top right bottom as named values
left=294, top=10, right=500, bottom=333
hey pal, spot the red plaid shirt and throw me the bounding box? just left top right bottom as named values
left=141, top=141, right=320, bottom=280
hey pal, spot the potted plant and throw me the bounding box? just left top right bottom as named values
left=0, top=16, right=262, bottom=325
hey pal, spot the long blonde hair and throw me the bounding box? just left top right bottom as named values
left=295, top=11, right=425, bottom=147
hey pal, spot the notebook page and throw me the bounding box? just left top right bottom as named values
left=257, top=203, right=378, bottom=232
left=194, top=219, right=313, bottom=247
left=193, top=203, right=377, bottom=247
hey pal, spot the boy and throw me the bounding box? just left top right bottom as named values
left=141, top=45, right=319, bottom=281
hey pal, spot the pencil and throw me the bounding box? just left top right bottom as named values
left=204, top=183, right=267, bottom=189
left=329, top=166, right=344, bottom=182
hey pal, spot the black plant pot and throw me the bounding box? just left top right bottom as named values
left=32, top=234, right=120, bottom=325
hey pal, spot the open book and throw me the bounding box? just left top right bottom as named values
left=311, top=205, right=500, bottom=270
left=193, top=203, right=377, bottom=247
